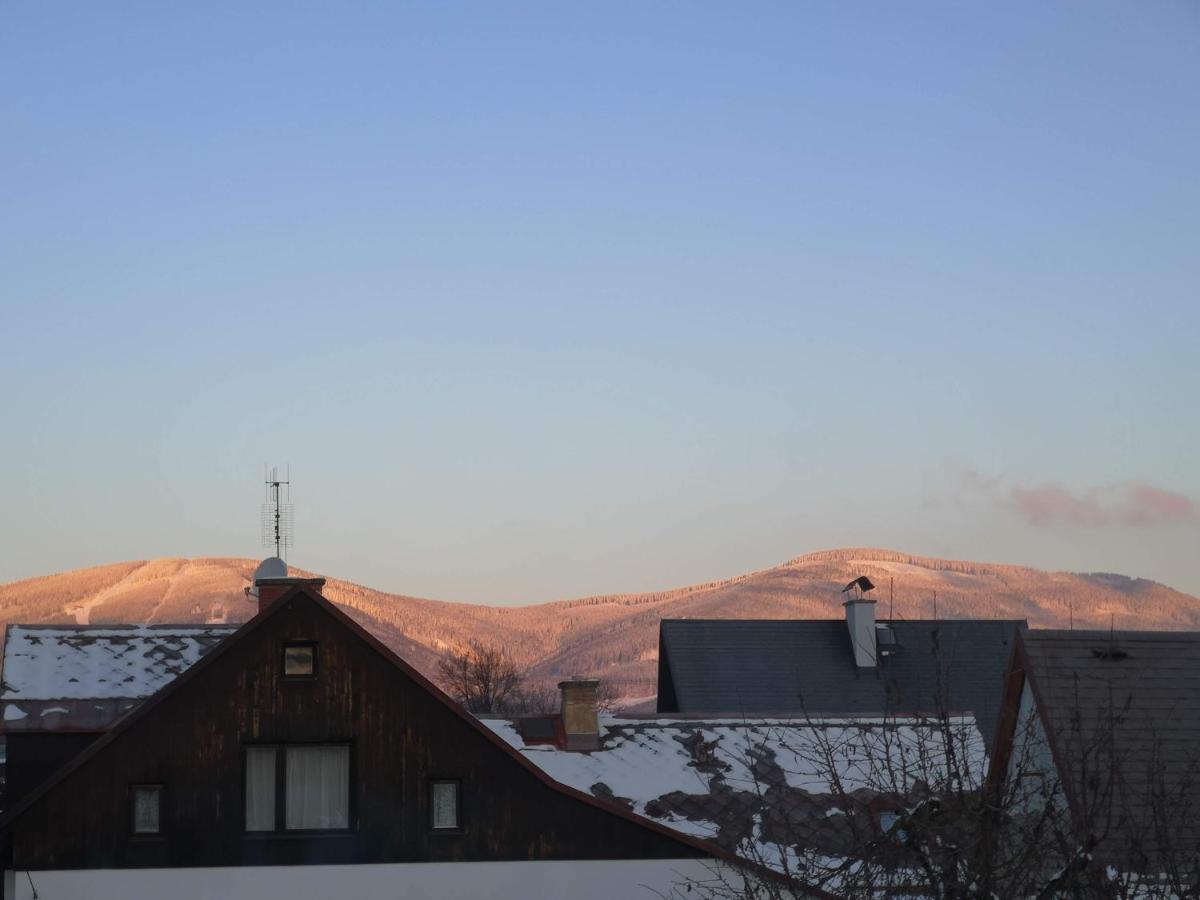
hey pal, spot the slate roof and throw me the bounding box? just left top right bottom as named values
left=658, top=618, right=1025, bottom=748
left=0, top=624, right=236, bottom=732
left=484, top=713, right=988, bottom=875
left=1020, top=629, right=1200, bottom=863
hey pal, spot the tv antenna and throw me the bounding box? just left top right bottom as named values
left=261, top=465, right=294, bottom=560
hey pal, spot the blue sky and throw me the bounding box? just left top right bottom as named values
left=2, top=2, right=1198, bottom=602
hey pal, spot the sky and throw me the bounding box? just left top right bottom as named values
left=2, top=2, right=1198, bottom=603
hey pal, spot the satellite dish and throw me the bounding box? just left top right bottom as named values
left=254, top=556, right=288, bottom=581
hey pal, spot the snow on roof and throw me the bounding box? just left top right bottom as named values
left=1, top=625, right=236, bottom=730
left=483, top=714, right=988, bottom=869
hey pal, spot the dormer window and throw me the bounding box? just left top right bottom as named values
left=283, top=642, right=317, bottom=678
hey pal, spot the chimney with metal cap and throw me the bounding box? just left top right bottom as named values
left=842, top=575, right=877, bottom=668
left=247, top=557, right=326, bottom=613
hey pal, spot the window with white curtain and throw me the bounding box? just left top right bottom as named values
left=431, top=780, right=460, bottom=830
left=286, top=745, right=350, bottom=830
left=131, top=784, right=162, bottom=834
left=244, top=743, right=351, bottom=832
left=245, top=746, right=277, bottom=832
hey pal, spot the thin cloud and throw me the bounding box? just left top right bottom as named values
left=1117, top=483, right=1195, bottom=527
left=1010, top=485, right=1109, bottom=527
left=950, top=467, right=1195, bottom=529
left=1009, top=482, right=1194, bottom=529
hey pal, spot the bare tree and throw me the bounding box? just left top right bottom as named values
left=507, top=682, right=560, bottom=715
left=659, top=648, right=1200, bottom=899
left=500, top=678, right=625, bottom=716
left=437, top=640, right=523, bottom=714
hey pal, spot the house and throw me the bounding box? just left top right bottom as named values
left=989, top=628, right=1200, bottom=879
left=656, top=594, right=1025, bottom=748
left=484, top=699, right=989, bottom=881
left=0, top=569, right=730, bottom=900
left=0, top=623, right=235, bottom=807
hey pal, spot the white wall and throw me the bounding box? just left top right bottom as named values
left=1008, top=679, right=1065, bottom=814
left=5, top=859, right=739, bottom=900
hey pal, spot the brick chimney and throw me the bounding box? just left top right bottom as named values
left=255, top=576, right=326, bottom=613
left=844, top=597, right=877, bottom=667
left=248, top=557, right=325, bottom=614
left=558, top=677, right=600, bottom=751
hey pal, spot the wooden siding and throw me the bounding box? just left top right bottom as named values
left=3, top=733, right=101, bottom=810
left=6, top=589, right=707, bottom=869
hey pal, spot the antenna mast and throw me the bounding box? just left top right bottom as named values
left=261, top=465, right=294, bottom=561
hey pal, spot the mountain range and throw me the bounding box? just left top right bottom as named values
left=2, top=549, right=1197, bottom=699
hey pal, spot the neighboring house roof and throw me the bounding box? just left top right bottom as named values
left=0, top=624, right=237, bottom=731
left=1011, top=629, right=1200, bottom=864
left=483, top=713, right=988, bottom=874
left=658, top=618, right=1025, bottom=748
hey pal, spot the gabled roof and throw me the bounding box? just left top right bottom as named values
left=1016, top=629, right=1200, bottom=861
left=0, top=584, right=731, bottom=870
left=658, top=618, right=1025, bottom=747
left=1, top=624, right=236, bottom=732
left=484, top=712, right=988, bottom=877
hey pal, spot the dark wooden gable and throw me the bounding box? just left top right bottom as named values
left=1, top=585, right=711, bottom=870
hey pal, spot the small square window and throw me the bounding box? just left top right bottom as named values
left=283, top=643, right=316, bottom=677
left=431, top=780, right=460, bottom=831
left=132, top=785, right=162, bottom=834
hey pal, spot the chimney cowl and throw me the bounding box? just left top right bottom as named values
left=558, top=677, right=601, bottom=751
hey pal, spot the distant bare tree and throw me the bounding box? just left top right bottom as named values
left=502, top=678, right=624, bottom=716
left=509, top=682, right=560, bottom=715
left=595, top=679, right=622, bottom=713
left=437, top=640, right=523, bottom=714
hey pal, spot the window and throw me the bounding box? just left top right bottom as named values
left=245, top=747, right=277, bottom=832
left=131, top=784, right=162, bottom=834
left=283, top=642, right=317, bottom=678
left=244, top=744, right=350, bottom=832
left=430, top=779, right=461, bottom=831
left=286, top=745, right=350, bottom=830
